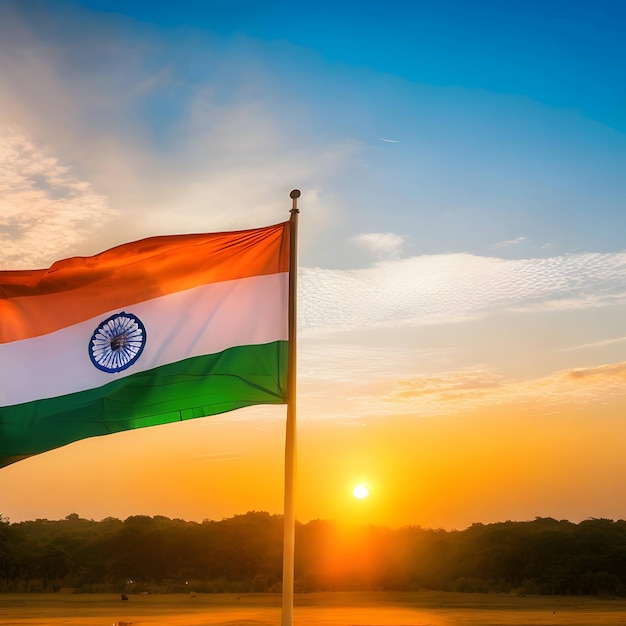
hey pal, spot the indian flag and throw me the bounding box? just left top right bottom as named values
left=0, top=221, right=290, bottom=467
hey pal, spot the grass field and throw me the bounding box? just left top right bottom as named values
left=1, top=591, right=626, bottom=626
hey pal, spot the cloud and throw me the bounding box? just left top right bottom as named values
left=373, top=360, right=626, bottom=418
left=294, top=249, right=626, bottom=422
left=351, top=232, right=405, bottom=259
left=0, top=4, right=356, bottom=257
left=0, top=128, right=116, bottom=268
left=389, top=371, right=505, bottom=399
left=378, top=137, right=399, bottom=143
left=299, top=251, right=626, bottom=332
left=134, top=67, right=172, bottom=96
left=564, top=362, right=626, bottom=382
left=561, top=336, right=626, bottom=352
left=494, top=236, right=526, bottom=248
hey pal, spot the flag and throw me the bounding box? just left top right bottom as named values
left=0, top=221, right=290, bottom=467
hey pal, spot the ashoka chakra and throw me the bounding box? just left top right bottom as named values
left=89, top=312, right=147, bottom=373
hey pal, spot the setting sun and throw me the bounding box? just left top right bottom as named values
left=352, top=484, right=369, bottom=499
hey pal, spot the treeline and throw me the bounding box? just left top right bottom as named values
left=1, top=512, right=626, bottom=596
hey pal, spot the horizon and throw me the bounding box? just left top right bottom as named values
left=6, top=509, right=626, bottom=534
left=1, top=0, right=625, bottom=531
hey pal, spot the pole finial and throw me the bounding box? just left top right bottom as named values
left=290, top=189, right=301, bottom=214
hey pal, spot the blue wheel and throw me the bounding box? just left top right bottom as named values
left=89, top=312, right=147, bottom=373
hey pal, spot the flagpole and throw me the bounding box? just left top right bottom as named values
left=281, top=189, right=300, bottom=626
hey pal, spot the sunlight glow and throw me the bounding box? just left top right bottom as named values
left=352, top=484, right=369, bottom=499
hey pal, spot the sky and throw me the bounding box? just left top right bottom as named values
left=1, top=0, right=625, bottom=530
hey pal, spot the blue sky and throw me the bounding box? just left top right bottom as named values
left=2, top=0, right=624, bottom=268
left=1, top=0, right=626, bottom=527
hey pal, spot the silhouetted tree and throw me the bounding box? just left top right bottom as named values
left=2, top=513, right=626, bottom=595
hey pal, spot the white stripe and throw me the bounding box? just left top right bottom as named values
left=0, top=272, right=288, bottom=407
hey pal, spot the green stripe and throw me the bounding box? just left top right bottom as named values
left=0, top=341, right=288, bottom=467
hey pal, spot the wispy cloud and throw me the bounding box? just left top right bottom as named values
left=299, top=251, right=626, bottom=332
left=351, top=232, right=405, bottom=259
left=494, top=236, right=525, bottom=248
left=565, top=362, right=626, bottom=382
left=389, top=371, right=505, bottom=399
left=0, top=128, right=115, bottom=268
left=561, top=336, right=626, bottom=352
left=376, top=360, right=626, bottom=417
left=378, top=137, right=399, bottom=143
left=293, top=249, right=626, bottom=423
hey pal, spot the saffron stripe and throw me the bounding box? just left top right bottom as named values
left=0, top=221, right=290, bottom=343
left=0, top=341, right=288, bottom=468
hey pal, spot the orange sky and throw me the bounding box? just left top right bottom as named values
left=2, top=381, right=626, bottom=529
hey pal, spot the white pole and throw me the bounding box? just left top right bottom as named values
left=281, top=190, right=300, bottom=626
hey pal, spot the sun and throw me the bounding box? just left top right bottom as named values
left=352, top=484, right=369, bottom=499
